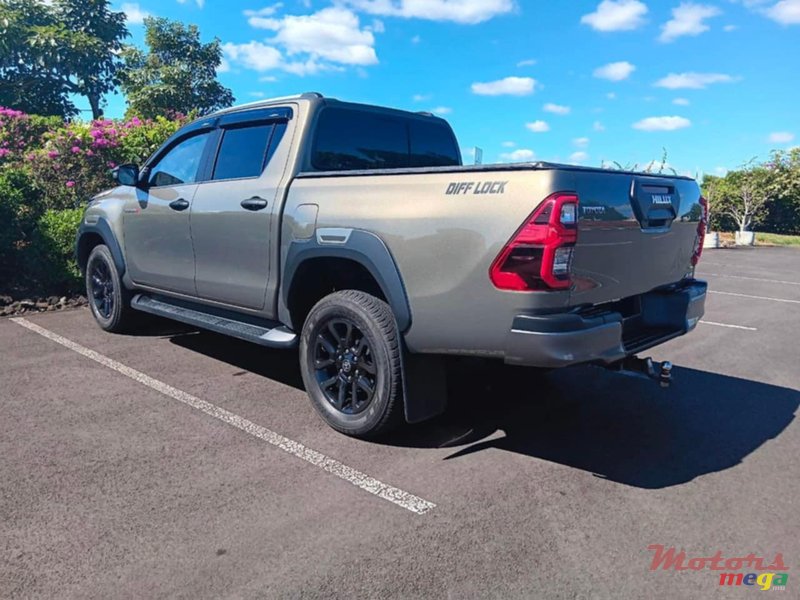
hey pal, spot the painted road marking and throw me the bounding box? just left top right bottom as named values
left=699, top=320, right=757, bottom=331
left=705, top=273, right=800, bottom=287
left=11, top=318, right=436, bottom=515
left=708, top=290, right=800, bottom=305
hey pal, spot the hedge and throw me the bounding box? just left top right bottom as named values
left=0, top=107, right=184, bottom=296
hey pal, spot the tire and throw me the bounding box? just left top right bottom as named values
left=85, top=244, right=136, bottom=333
left=299, top=290, right=403, bottom=438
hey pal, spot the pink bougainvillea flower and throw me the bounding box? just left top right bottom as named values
left=71, top=146, right=81, bottom=154
left=47, top=150, right=59, bottom=158
left=66, top=181, right=76, bottom=188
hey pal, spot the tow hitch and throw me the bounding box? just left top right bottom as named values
left=610, top=356, right=673, bottom=388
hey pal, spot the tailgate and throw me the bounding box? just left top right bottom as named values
left=569, top=173, right=702, bottom=306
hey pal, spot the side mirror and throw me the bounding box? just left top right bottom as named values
left=114, top=163, right=140, bottom=187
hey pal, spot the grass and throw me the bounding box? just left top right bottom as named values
left=755, top=232, right=800, bottom=247
left=714, top=231, right=800, bottom=248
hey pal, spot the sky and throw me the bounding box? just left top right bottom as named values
left=102, top=0, right=800, bottom=176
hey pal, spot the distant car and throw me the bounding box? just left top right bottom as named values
left=77, top=92, right=708, bottom=438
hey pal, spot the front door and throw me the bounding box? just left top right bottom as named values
left=190, top=116, right=289, bottom=311
left=123, top=130, right=212, bottom=294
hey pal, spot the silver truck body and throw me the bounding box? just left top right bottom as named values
left=78, top=93, right=707, bottom=374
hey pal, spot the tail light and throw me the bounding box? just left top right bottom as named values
left=489, top=192, right=579, bottom=291
left=691, top=196, right=708, bottom=266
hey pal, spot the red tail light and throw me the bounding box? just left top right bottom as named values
left=691, top=196, right=708, bottom=266
left=489, top=192, right=579, bottom=291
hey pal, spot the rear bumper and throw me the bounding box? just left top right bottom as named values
left=504, top=279, right=707, bottom=368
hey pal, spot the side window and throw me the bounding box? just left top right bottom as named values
left=212, top=124, right=274, bottom=181
left=312, top=108, right=408, bottom=171
left=148, top=132, right=210, bottom=187
left=409, top=121, right=460, bottom=167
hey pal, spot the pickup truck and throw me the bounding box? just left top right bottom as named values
left=77, top=92, right=708, bottom=438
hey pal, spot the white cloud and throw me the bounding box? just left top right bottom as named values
left=525, top=120, right=550, bottom=132
left=606, top=92, right=617, bottom=99
left=259, top=75, right=278, bottom=82
left=431, top=106, right=452, bottom=115
left=593, top=121, right=606, bottom=131
left=581, top=0, right=648, bottom=31
left=410, top=34, right=421, bottom=43
left=593, top=60, right=636, bottom=81
left=543, top=102, right=570, bottom=115
left=251, top=7, right=378, bottom=66
left=569, top=151, right=589, bottom=163
left=500, top=148, right=536, bottom=162
left=766, top=0, right=800, bottom=24
left=222, top=41, right=283, bottom=71
left=768, top=131, right=795, bottom=143
left=249, top=91, right=266, bottom=98
left=177, top=0, right=204, bottom=8
left=573, top=137, right=590, bottom=148
left=228, top=6, right=378, bottom=75
left=655, top=72, right=738, bottom=89
left=723, top=23, right=738, bottom=31
left=632, top=116, right=692, bottom=131
left=659, top=3, right=721, bottom=42
left=244, top=4, right=283, bottom=28
left=412, top=93, right=431, bottom=102
left=672, top=97, right=690, bottom=105
left=217, top=57, right=231, bottom=74
left=122, top=2, right=149, bottom=25
left=517, top=58, right=537, bottom=67
left=344, top=0, right=514, bottom=24
left=471, top=76, right=537, bottom=96
left=501, top=141, right=516, bottom=147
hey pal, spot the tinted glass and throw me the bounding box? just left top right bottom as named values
left=312, top=109, right=408, bottom=171
left=149, top=132, right=210, bottom=187
left=213, top=124, right=273, bottom=180
left=409, top=121, right=460, bottom=167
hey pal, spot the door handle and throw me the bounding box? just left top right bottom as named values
left=241, top=196, right=268, bottom=211
left=169, top=198, right=190, bottom=211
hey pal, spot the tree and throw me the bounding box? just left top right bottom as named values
left=55, top=0, right=128, bottom=119
left=719, top=167, right=771, bottom=233
left=119, top=17, right=234, bottom=119
left=0, top=0, right=128, bottom=118
left=0, top=0, right=75, bottom=117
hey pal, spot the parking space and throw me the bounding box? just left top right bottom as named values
left=1, top=247, right=798, bottom=599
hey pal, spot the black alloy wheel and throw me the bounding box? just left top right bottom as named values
left=299, top=290, right=403, bottom=438
left=313, top=317, right=378, bottom=415
left=90, top=259, right=115, bottom=319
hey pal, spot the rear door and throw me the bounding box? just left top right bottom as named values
left=189, top=108, right=291, bottom=311
left=569, top=173, right=703, bottom=306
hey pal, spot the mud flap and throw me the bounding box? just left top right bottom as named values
left=401, top=348, right=448, bottom=424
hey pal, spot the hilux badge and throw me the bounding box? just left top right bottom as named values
left=651, top=194, right=673, bottom=205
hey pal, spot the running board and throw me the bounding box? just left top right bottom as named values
left=131, top=294, right=297, bottom=349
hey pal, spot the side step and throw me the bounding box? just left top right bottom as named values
left=131, top=294, right=298, bottom=349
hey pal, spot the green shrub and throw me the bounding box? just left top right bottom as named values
left=117, top=115, right=184, bottom=165
left=0, top=166, right=45, bottom=289
left=24, top=208, right=84, bottom=292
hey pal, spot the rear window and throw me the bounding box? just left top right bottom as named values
left=311, top=107, right=459, bottom=171
left=409, top=120, right=460, bottom=167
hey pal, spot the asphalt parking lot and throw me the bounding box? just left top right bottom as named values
left=1, top=247, right=798, bottom=599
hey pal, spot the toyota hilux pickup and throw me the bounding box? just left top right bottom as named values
left=77, top=92, right=708, bottom=438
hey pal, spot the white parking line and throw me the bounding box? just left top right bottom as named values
left=699, top=320, right=757, bottom=331
left=705, top=273, right=800, bottom=287
left=708, top=290, right=800, bottom=305
left=11, top=317, right=436, bottom=515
